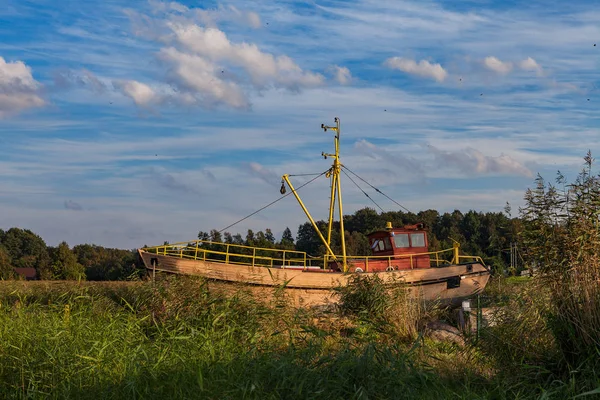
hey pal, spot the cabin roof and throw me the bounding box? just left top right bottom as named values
left=367, top=223, right=426, bottom=238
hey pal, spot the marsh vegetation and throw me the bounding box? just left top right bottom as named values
left=1, top=154, right=600, bottom=399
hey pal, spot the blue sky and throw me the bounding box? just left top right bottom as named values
left=0, top=0, right=598, bottom=249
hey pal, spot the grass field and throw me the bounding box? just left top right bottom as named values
left=0, top=276, right=598, bottom=399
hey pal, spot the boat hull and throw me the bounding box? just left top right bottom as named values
left=139, top=250, right=490, bottom=307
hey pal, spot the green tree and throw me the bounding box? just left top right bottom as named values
left=280, top=227, right=295, bottom=248
left=231, top=234, right=244, bottom=245
left=50, top=242, right=85, bottom=280
left=73, top=244, right=138, bottom=281
left=296, top=222, right=326, bottom=255
left=0, top=228, right=51, bottom=279
left=0, top=245, right=14, bottom=280
left=264, top=229, right=276, bottom=245
left=209, top=229, right=222, bottom=243
left=345, top=231, right=370, bottom=256
left=345, top=207, right=383, bottom=234
left=197, top=231, right=210, bottom=242
left=245, top=230, right=255, bottom=246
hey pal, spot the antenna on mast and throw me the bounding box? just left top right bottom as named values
left=320, top=117, right=347, bottom=271
left=280, top=117, right=348, bottom=272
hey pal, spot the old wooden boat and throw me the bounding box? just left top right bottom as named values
left=139, top=118, right=490, bottom=307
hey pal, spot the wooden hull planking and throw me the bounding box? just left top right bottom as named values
left=139, top=250, right=490, bottom=307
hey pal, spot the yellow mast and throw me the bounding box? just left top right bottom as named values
left=281, top=117, right=348, bottom=272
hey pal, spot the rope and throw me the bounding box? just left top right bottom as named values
left=218, top=170, right=328, bottom=233
left=342, top=165, right=412, bottom=214
left=288, top=172, right=325, bottom=177
left=341, top=168, right=385, bottom=213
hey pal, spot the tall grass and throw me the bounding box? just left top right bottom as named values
left=0, top=276, right=598, bottom=399
left=336, top=275, right=438, bottom=342
left=0, top=278, right=482, bottom=399
left=519, top=154, right=600, bottom=374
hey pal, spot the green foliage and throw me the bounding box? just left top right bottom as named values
left=73, top=244, right=139, bottom=281
left=0, top=280, right=463, bottom=399
left=49, top=242, right=86, bottom=280
left=295, top=221, right=323, bottom=255
left=345, top=231, right=371, bottom=256
left=479, top=281, right=557, bottom=368
left=336, top=275, right=432, bottom=342
left=337, top=275, right=390, bottom=319
left=344, top=207, right=383, bottom=234
left=0, top=245, right=14, bottom=280
left=519, top=152, right=600, bottom=369
left=1, top=278, right=598, bottom=399
left=280, top=227, right=294, bottom=246
left=0, top=227, right=51, bottom=278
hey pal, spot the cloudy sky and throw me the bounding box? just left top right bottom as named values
left=1, top=0, right=598, bottom=249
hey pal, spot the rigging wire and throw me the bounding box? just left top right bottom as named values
left=288, top=172, right=325, bottom=177
left=340, top=168, right=385, bottom=213
left=342, top=165, right=413, bottom=214
left=218, top=170, right=328, bottom=233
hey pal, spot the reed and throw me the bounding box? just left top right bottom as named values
left=0, top=276, right=598, bottom=399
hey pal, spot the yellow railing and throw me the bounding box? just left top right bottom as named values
left=319, top=247, right=457, bottom=272
left=314, top=246, right=485, bottom=272
left=143, top=240, right=312, bottom=269
left=142, top=241, right=485, bottom=271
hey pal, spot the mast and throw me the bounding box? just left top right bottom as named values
left=321, top=118, right=347, bottom=271
left=280, top=117, right=348, bottom=272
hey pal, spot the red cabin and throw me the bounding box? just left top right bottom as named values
left=347, top=222, right=431, bottom=272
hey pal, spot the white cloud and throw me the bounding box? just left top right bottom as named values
left=113, top=80, right=161, bottom=107
left=384, top=57, right=447, bottom=82
left=224, top=6, right=262, bottom=29
left=247, top=162, right=280, bottom=186
left=158, top=47, right=249, bottom=108
left=0, top=57, right=45, bottom=118
left=167, top=22, right=324, bottom=89
left=329, top=65, right=352, bottom=85
left=154, top=170, right=198, bottom=193
left=148, top=0, right=188, bottom=14
left=519, top=57, right=543, bottom=75
left=483, top=56, right=513, bottom=75
left=427, top=145, right=532, bottom=177
left=54, top=68, right=107, bottom=92
left=122, top=7, right=323, bottom=110
left=193, top=5, right=263, bottom=29
left=354, top=139, right=425, bottom=182
left=246, top=11, right=262, bottom=29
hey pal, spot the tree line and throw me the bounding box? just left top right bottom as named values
left=0, top=228, right=140, bottom=281
left=1, top=205, right=522, bottom=281
left=198, top=207, right=521, bottom=275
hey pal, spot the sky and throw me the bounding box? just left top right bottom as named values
left=0, top=0, right=599, bottom=249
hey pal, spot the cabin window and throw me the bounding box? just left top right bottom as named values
left=382, top=237, right=391, bottom=250
left=410, top=233, right=426, bottom=247
left=394, top=234, right=410, bottom=248
left=371, top=237, right=392, bottom=252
